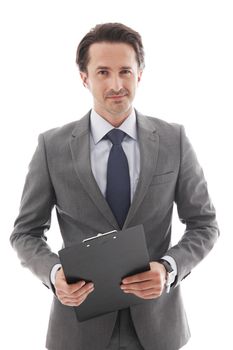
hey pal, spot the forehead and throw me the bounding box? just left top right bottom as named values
left=88, top=42, right=137, bottom=69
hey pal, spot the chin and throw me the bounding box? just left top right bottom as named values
left=110, top=103, right=131, bottom=114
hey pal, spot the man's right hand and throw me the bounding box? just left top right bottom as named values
left=54, top=267, right=94, bottom=307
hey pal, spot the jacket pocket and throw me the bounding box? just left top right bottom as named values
left=150, top=171, right=175, bottom=185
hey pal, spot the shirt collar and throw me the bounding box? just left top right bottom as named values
left=90, top=108, right=137, bottom=145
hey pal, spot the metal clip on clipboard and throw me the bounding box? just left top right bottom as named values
left=82, top=230, right=118, bottom=243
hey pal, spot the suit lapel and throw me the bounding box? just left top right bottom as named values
left=70, top=111, right=119, bottom=228
left=124, top=110, right=159, bottom=227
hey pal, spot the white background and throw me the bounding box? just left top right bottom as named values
left=1, top=0, right=233, bottom=349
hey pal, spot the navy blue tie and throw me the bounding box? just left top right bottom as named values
left=106, top=129, right=130, bottom=228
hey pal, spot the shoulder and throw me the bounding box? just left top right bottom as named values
left=137, top=111, right=184, bottom=145
left=41, top=120, right=79, bottom=142
left=38, top=111, right=90, bottom=149
left=36, top=121, right=78, bottom=156
left=145, top=115, right=182, bottom=133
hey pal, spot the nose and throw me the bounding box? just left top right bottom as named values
left=110, top=74, right=123, bottom=92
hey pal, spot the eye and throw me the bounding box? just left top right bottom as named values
left=98, top=70, right=108, bottom=76
left=121, top=69, right=132, bottom=75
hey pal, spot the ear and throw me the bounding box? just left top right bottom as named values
left=137, top=70, right=143, bottom=83
left=80, top=71, right=88, bottom=88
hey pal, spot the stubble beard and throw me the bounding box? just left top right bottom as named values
left=93, top=93, right=134, bottom=124
left=104, top=95, right=133, bottom=119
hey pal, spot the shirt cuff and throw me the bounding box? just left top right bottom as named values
left=50, top=264, right=62, bottom=286
left=161, top=255, right=177, bottom=276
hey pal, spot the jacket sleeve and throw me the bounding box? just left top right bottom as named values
left=10, top=133, right=61, bottom=292
left=166, top=125, right=219, bottom=286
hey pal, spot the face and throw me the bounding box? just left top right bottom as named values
left=80, top=42, right=143, bottom=126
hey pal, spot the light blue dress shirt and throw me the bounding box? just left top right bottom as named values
left=90, top=108, right=140, bottom=203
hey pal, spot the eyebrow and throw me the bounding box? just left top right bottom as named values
left=96, top=66, right=109, bottom=71
left=95, top=66, right=133, bottom=71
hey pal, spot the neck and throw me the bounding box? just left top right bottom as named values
left=94, top=107, right=133, bottom=127
left=102, top=115, right=129, bottom=127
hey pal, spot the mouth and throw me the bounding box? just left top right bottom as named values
left=107, top=95, right=127, bottom=99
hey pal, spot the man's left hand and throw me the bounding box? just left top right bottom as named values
left=120, top=261, right=166, bottom=299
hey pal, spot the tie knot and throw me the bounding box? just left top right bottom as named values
left=106, top=129, right=126, bottom=145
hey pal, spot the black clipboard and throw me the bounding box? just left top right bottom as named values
left=58, top=224, right=150, bottom=322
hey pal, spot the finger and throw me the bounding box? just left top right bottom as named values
left=57, top=282, right=94, bottom=299
left=122, top=271, right=154, bottom=284
left=61, top=295, right=86, bottom=307
left=69, top=281, right=88, bottom=294
left=71, top=283, right=95, bottom=298
left=134, top=278, right=164, bottom=291
left=131, top=282, right=163, bottom=293
left=124, top=288, right=163, bottom=299
left=56, top=280, right=87, bottom=296
left=59, top=286, right=94, bottom=306
left=121, top=280, right=155, bottom=291
left=123, top=286, right=158, bottom=295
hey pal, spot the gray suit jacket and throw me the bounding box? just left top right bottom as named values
left=10, top=110, right=219, bottom=350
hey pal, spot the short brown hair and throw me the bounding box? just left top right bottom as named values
left=76, top=22, right=145, bottom=72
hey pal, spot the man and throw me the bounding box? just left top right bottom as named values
left=10, top=23, right=219, bottom=350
